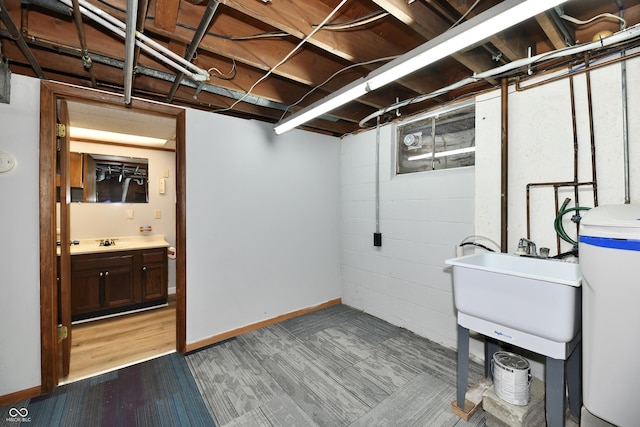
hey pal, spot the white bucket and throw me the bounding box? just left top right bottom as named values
left=492, top=351, right=532, bottom=406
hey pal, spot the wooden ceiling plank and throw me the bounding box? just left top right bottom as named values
left=100, top=0, right=425, bottom=108
left=536, top=13, right=570, bottom=50
left=217, top=0, right=448, bottom=95
left=154, top=0, right=180, bottom=32
left=221, top=0, right=405, bottom=63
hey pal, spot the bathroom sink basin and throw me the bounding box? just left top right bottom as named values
left=63, top=235, right=170, bottom=255
left=446, top=253, right=582, bottom=352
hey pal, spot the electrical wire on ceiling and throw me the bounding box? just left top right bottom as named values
left=207, top=60, right=237, bottom=80
left=213, top=0, right=349, bottom=114
left=448, top=0, right=481, bottom=30
left=278, top=54, right=400, bottom=122
left=314, top=10, right=389, bottom=30
left=277, top=0, right=488, bottom=123
left=560, top=12, right=627, bottom=30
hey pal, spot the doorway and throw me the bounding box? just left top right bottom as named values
left=39, top=81, right=187, bottom=393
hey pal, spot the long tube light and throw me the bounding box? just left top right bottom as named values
left=274, top=0, right=569, bottom=135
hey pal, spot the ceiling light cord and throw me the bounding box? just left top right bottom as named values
left=560, top=12, right=627, bottom=30
left=213, top=0, right=349, bottom=114
left=449, top=0, right=481, bottom=30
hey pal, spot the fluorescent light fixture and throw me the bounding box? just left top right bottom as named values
left=69, top=127, right=169, bottom=147
left=408, top=146, right=475, bottom=161
left=274, top=0, right=568, bottom=134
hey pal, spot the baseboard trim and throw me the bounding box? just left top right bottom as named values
left=185, top=298, right=342, bottom=353
left=0, top=385, right=41, bottom=406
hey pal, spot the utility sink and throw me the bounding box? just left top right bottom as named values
left=446, top=252, right=582, bottom=358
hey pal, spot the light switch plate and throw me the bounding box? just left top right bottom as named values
left=154, top=209, right=161, bottom=219
left=126, top=209, right=134, bottom=219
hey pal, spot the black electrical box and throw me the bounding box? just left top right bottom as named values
left=373, top=232, right=382, bottom=247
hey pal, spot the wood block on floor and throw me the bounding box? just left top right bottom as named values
left=451, top=399, right=481, bottom=421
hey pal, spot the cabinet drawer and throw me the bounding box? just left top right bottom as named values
left=140, top=248, right=167, bottom=264
left=72, top=253, right=134, bottom=271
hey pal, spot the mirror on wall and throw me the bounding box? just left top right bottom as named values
left=63, top=152, right=149, bottom=203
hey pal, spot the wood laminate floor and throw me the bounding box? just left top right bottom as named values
left=63, top=298, right=176, bottom=383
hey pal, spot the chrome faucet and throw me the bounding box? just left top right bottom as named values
left=518, top=238, right=537, bottom=256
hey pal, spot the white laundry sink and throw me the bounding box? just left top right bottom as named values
left=446, top=252, right=582, bottom=358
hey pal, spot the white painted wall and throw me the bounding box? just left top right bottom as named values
left=340, top=123, right=475, bottom=350
left=185, top=109, right=341, bottom=344
left=3, top=53, right=637, bottom=398
left=0, top=75, right=41, bottom=396
left=67, top=141, right=177, bottom=292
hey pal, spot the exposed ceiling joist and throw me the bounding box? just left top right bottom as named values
left=1, top=0, right=638, bottom=136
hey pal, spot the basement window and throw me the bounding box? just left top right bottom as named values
left=396, top=102, right=475, bottom=175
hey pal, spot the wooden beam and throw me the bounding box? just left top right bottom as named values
left=154, top=0, right=180, bottom=31
left=536, top=13, right=571, bottom=50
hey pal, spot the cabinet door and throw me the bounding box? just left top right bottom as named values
left=70, top=268, right=102, bottom=315
left=141, top=249, right=168, bottom=301
left=69, top=152, right=83, bottom=188
left=103, top=261, right=135, bottom=308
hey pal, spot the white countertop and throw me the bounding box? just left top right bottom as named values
left=58, top=234, right=170, bottom=255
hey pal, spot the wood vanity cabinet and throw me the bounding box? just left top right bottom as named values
left=70, top=247, right=167, bottom=321
left=55, top=152, right=97, bottom=202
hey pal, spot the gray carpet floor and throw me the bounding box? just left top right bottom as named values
left=185, top=304, right=486, bottom=427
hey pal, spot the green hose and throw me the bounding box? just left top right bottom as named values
left=554, top=198, right=591, bottom=246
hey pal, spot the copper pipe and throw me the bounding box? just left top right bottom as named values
left=569, top=76, right=578, bottom=202
left=526, top=181, right=596, bottom=254
left=71, top=0, right=97, bottom=87
left=500, top=78, right=508, bottom=253
left=585, top=55, right=598, bottom=207
left=553, top=186, right=560, bottom=254
left=569, top=76, right=580, bottom=238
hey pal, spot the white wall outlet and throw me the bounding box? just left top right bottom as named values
left=158, top=177, right=166, bottom=194
left=154, top=209, right=161, bottom=219
left=162, top=169, right=169, bottom=178
left=126, top=209, right=134, bottom=219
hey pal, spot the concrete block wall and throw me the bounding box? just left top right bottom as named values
left=340, top=123, right=475, bottom=349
